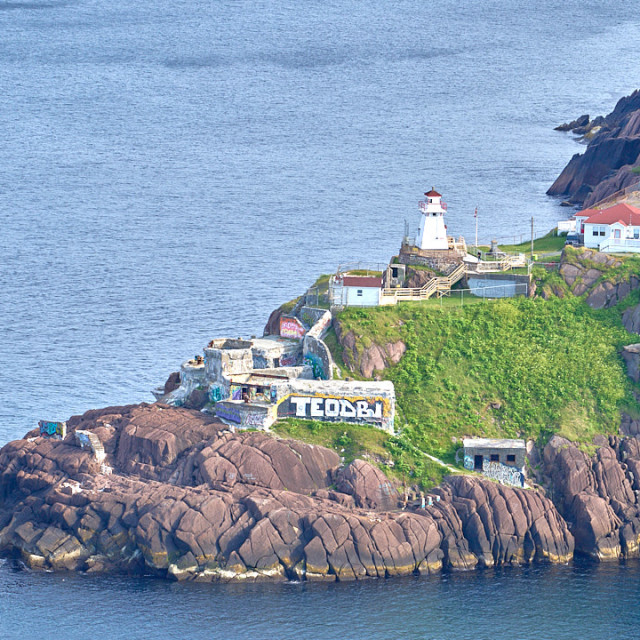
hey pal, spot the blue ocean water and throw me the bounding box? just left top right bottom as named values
left=1, top=0, right=640, bottom=637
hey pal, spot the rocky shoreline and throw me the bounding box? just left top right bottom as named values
left=1, top=394, right=640, bottom=581
left=0, top=403, right=575, bottom=581
left=4, top=245, right=640, bottom=581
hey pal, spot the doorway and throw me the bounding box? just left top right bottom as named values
left=474, top=455, right=483, bottom=471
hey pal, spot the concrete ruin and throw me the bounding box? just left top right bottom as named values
left=463, top=438, right=526, bottom=487
left=156, top=305, right=396, bottom=433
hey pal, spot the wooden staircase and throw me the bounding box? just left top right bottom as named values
left=380, top=262, right=466, bottom=304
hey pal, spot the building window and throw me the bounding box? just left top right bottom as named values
left=357, top=289, right=363, bottom=297
left=634, top=229, right=639, bottom=239
left=506, top=454, right=516, bottom=464
left=592, top=228, right=599, bottom=236
left=600, top=226, right=606, bottom=236
left=490, top=454, right=500, bottom=462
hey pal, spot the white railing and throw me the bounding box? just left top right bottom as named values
left=600, top=237, right=640, bottom=253
left=472, top=254, right=527, bottom=272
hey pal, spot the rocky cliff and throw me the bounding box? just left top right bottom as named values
left=333, top=320, right=406, bottom=379
left=548, top=89, right=640, bottom=207
left=537, top=246, right=640, bottom=309
left=542, top=435, right=640, bottom=560
left=0, top=403, right=574, bottom=581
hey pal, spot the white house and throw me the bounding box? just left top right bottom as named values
left=416, top=188, right=449, bottom=250
left=578, top=203, right=640, bottom=252
left=330, top=274, right=382, bottom=307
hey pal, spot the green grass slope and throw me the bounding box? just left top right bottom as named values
left=333, top=296, right=640, bottom=463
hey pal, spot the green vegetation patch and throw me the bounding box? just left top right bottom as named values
left=273, top=418, right=449, bottom=489
left=479, top=230, right=566, bottom=255
left=334, top=296, right=639, bottom=460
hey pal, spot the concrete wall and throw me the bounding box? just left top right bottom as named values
left=215, top=379, right=395, bottom=433
left=300, top=306, right=331, bottom=334
left=204, top=341, right=253, bottom=380
left=214, top=401, right=273, bottom=429
left=277, top=379, right=395, bottom=433
left=463, top=445, right=526, bottom=471
left=163, top=359, right=208, bottom=406
left=466, top=273, right=529, bottom=298
left=302, top=335, right=334, bottom=381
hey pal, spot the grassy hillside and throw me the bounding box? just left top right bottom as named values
left=273, top=418, right=451, bottom=488
left=332, top=296, right=639, bottom=463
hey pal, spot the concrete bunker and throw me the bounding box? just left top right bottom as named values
left=463, top=438, right=526, bottom=487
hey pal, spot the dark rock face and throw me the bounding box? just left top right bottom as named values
left=622, top=306, right=640, bottom=334
left=404, top=267, right=437, bottom=289
left=336, top=460, right=399, bottom=511
left=543, top=435, right=640, bottom=560
left=163, top=372, right=181, bottom=395
left=438, top=476, right=573, bottom=566
left=548, top=89, right=640, bottom=206
left=0, top=404, right=573, bottom=581
left=621, top=344, right=640, bottom=384
left=333, top=321, right=406, bottom=378
left=263, top=307, right=283, bottom=336
left=553, top=247, right=639, bottom=308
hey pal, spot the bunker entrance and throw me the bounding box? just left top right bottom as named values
left=474, top=455, right=483, bottom=471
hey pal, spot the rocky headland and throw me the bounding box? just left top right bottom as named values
left=0, top=403, right=577, bottom=580
left=548, top=89, right=640, bottom=207
left=4, top=243, right=640, bottom=581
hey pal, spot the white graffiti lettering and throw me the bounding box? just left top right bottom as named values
left=339, top=399, right=356, bottom=418
left=289, top=396, right=384, bottom=421
left=324, top=398, right=340, bottom=417
left=310, top=397, right=324, bottom=417
left=291, top=397, right=311, bottom=417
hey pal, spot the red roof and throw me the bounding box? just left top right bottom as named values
left=582, top=203, right=640, bottom=226
left=341, top=276, right=382, bottom=288
left=425, top=188, right=441, bottom=197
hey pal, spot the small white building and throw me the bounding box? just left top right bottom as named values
left=330, top=274, right=382, bottom=307
left=416, top=188, right=449, bottom=250
left=577, top=203, right=640, bottom=252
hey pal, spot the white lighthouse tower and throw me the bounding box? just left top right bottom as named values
left=416, top=188, right=449, bottom=250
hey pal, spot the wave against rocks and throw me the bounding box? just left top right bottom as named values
left=0, top=404, right=573, bottom=581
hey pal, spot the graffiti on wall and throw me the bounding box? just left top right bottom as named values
left=304, top=352, right=326, bottom=380
left=209, top=386, right=225, bottom=403
left=39, top=421, right=66, bottom=439
left=253, top=355, right=268, bottom=369
left=244, top=412, right=266, bottom=427
left=482, top=460, right=524, bottom=487
left=463, top=454, right=473, bottom=471
left=286, top=396, right=385, bottom=421
left=279, top=353, right=299, bottom=367
left=75, top=431, right=92, bottom=449
left=231, top=385, right=242, bottom=401
left=280, top=316, right=306, bottom=340
left=216, top=405, right=242, bottom=424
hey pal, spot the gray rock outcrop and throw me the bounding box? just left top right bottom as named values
left=551, top=247, right=639, bottom=308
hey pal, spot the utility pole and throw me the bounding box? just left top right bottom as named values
left=530, top=216, right=534, bottom=258
left=475, top=206, right=478, bottom=252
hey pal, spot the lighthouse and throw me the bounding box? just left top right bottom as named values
left=416, top=188, right=449, bottom=250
